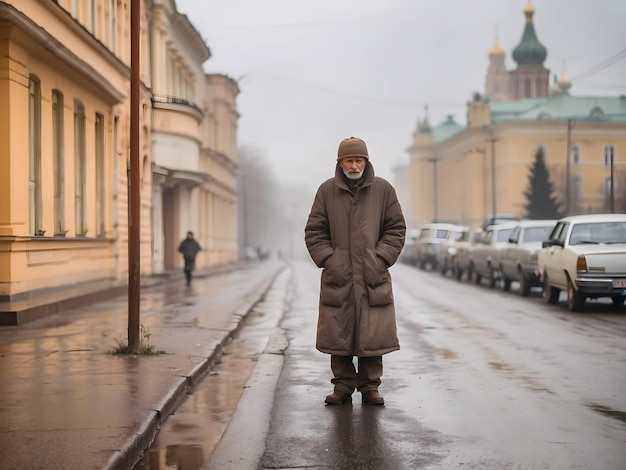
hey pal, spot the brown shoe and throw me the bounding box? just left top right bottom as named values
left=362, top=390, right=384, bottom=405
left=325, top=390, right=352, bottom=405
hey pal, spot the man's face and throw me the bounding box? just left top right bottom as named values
left=340, top=157, right=366, bottom=180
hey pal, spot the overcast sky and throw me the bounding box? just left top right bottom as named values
left=175, top=0, right=626, bottom=193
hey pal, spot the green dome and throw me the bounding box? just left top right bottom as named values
left=512, top=2, right=547, bottom=66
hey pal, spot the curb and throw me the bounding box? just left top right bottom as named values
left=102, top=263, right=286, bottom=470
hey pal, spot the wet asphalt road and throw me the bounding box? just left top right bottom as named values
left=262, top=260, right=626, bottom=469
left=140, top=259, right=626, bottom=469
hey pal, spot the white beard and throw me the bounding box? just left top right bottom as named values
left=343, top=168, right=364, bottom=180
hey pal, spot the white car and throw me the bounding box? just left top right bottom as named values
left=537, top=214, right=626, bottom=311
left=435, top=225, right=469, bottom=276
left=499, top=219, right=557, bottom=296
left=410, top=223, right=464, bottom=271
left=469, top=223, right=517, bottom=287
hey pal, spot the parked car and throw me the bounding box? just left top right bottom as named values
left=469, top=223, right=517, bottom=287
left=399, top=228, right=422, bottom=265
left=435, top=225, right=469, bottom=276
left=537, top=213, right=626, bottom=311
left=451, top=228, right=483, bottom=280
left=411, top=223, right=464, bottom=270
left=482, top=214, right=522, bottom=230
left=499, top=219, right=557, bottom=296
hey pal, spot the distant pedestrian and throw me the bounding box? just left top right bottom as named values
left=178, top=231, right=201, bottom=286
left=305, top=136, right=406, bottom=406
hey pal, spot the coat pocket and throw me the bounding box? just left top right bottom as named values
left=366, top=279, right=394, bottom=306
left=320, top=282, right=352, bottom=307
left=320, top=249, right=351, bottom=307
left=364, top=250, right=394, bottom=306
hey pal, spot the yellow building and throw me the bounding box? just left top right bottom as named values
left=400, top=2, right=626, bottom=230
left=0, top=0, right=239, bottom=300
left=148, top=0, right=239, bottom=273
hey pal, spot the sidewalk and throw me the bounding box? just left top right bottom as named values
left=0, top=260, right=286, bottom=470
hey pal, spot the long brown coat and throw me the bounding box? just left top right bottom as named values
left=305, top=161, right=406, bottom=356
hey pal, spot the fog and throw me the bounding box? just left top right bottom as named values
left=176, top=0, right=625, bottom=190
left=174, top=0, right=626, bottom=256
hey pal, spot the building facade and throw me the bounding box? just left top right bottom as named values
left=0, top=0, right=239, bottom=300
left=148, top=0, right=239, bottom=274
left=400, top=1, right=626, bottom=230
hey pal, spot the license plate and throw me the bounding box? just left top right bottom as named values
left=614, top=280, right=626, bottom=288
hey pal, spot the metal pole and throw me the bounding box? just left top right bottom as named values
left=480, top=150, right=487, bottom=223
left=128, top=0, right=140, bottom=353
left=425, top=157, right=440, bottom=222
left=433, top=158, right=439, bottom=223
left=565, top=119, right=573, bottom=215
left=489, top=138, right=497, bottom=221
left=241, top=172, right=248, bottom=250
left=610, top=150, right=615, bottom=213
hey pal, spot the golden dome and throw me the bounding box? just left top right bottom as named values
left=489, top=29, right=505, bottom=56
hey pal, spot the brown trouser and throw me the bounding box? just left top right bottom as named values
left=330, top=355, right=383, bottom=394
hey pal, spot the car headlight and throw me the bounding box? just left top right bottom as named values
left=576, top=255, right=588, bottom=273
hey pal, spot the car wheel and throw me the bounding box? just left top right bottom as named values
left=544, top=274, right=560, bottom=304
left=488, top=267, right=497, bottom=288
left=452, top=258, right=462, bottom=281
left=440, top=261, right=448, bottom=276
left=567, top=280, right=585, bottom=311
left=519, top=274, right=531, bottom=297
left=502, top=277, right=511, bottom=292
left=473, top=268, right=482, bottom=285
left=611, top=295, right=626, bottom=306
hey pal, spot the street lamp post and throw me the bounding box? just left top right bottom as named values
left=610, top=148, right=615, bottom=213
left=565, top=119, right=574, bottom=215
left=424, top=156, right=440, bottom=222
left=464, top=147, right=488, bottom=225
left=486, top=137, right=498, bottom=222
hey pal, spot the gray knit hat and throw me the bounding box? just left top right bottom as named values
left=337, top=136, right=369, bottom=161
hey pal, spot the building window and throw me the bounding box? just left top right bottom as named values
left=524, top=79, right=532, bottom=98
left=53, top=90, right=65, bottom=235
left=604, top=145, right=615, bottom=166
left=571, top=144, right=581, bottom=165
left=29, top=75, right=42, bottom=236
left=95, top=113, right=105, bottom=236
left=75, top=100, right=87, bottom=236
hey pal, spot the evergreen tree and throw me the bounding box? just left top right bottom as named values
left=523, top=147, right=563, bottom=219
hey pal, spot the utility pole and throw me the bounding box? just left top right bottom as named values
left=128, top=0, right=141, bottom=353
left=565, top=119, right=574, bottom=215
left=424, top=156, right=440, bottom=222
left=485, top=137, right=498, bottom=222
left=610, top=148, right=615, bottom=213
left=241, top=172, right=249, bottom=250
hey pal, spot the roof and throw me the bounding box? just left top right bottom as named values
left=491, top=95, right=626, bottom=123
left=557, top=213, right=626, bottom=223
left=432, top=115, right=464, bottom=143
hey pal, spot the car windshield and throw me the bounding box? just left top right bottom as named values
left=569, top=221, right=626, bottom=245
left=451, top=231, right=465, bottom=242
left=524, top=226, right=553, bottom=243
left=496, top=228, right=515, bottom=242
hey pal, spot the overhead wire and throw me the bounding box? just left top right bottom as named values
left=570, top=48, right=626, bottom=84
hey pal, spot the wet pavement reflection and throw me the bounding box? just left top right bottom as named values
left=133, top=271, right=288, bottom=470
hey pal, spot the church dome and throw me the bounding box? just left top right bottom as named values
left=489, top=31, right=505, bottom=57
left=512, top=1, right=547, bottom=66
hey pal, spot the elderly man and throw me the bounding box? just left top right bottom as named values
left=305, top=136, right=406, bottom=406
